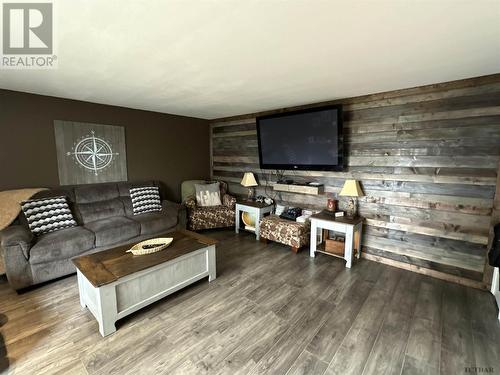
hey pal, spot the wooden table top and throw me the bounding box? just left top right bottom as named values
left=310, top=211, right=364, bottom=225
left=236, top=199, right=273, bottom=209
left=72, top=229, right=217, bottom=288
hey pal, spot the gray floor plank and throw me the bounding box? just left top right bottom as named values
left=440, top=282, right=476, bottom=375
left=217, top=312, right=290, bottom=375
left=306, top=278, right=376, bottom=363
left=405, top=317, right=441, bottom=372
left=362, top=272, right=421, bottom=375
left=252, top=298, right=334, bottom=374
left=401, top=356, right=440, bottom=375
left=276, top=261, right=343, bottom=324
left=404, top=276, right=443, bottom=373
left=362, top=311, right=411, bottom=375
left=324, top=267, right=402, bottom=375
left=414, top=278, right=444, bottom=323
left=287, top=350, right=329, bottom=375
left=466, top=286, right=500, bottom=372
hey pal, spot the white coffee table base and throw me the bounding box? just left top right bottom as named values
left=77, top=245, right=216, bottom=337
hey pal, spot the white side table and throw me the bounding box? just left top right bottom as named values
left=309, top=212, right=364, bottom=268
left=235, top=200, right=274, bottom=240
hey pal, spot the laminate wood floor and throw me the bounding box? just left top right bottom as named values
left=0, top=230, right=499, bottom=375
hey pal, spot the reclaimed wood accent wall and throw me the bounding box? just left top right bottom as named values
left=210, top=74, right=500, bottom=288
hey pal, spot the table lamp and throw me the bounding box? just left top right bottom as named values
left=241, top=172, right=258, bottom=200
left=339, top=180, right=364, bottom=218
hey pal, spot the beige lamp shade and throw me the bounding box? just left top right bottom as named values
left=339, top=180, right=364, bottom=197
left=241, top=172, right=258, bottom=187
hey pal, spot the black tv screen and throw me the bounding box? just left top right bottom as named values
left=256, top=105, right=343, bottom=171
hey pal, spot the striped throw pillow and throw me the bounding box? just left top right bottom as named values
left=21, top=196, right=77, bottom=235
left=130, top=186, right=162, bottom=215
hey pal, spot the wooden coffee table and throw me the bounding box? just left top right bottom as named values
left=72, top=229, right=217, bottom=336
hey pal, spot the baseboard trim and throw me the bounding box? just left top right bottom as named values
left=361, top=253, right=486, bottom=290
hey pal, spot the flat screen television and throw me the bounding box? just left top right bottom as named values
left=256, top=104, right=343, bottom=171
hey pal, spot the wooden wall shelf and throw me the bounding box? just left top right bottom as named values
left=273, top=183, right=324, bottom=195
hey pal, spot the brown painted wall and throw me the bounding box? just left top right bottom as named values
left=0, top=89, right=210, bottom=202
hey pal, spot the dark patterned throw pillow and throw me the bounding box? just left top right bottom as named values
left=21, top=196, right=77, bottom=236
left=130, top=186, right=162, bottom=215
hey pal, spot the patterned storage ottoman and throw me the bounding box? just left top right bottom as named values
left=259, top=214, right=310, bottom=253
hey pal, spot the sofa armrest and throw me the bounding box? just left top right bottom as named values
left=184, top=197, right=197, bottom=210
left=0, top=225, right=33, bottom=259
left=162, top=200, right=187, bottom=229
left=0, top=225, right=34, bottom=290
left=222, top=194, right=236, bottom=210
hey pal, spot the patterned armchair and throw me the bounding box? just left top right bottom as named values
left=181, top=180, right=236, bottom=231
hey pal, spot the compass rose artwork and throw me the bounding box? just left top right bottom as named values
left=67, top=131, right=119, bottom=176
left=54, top=121, right=127, bottom=185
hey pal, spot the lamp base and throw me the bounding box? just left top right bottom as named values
left=345, top=198, right=358, bottom=218
left=247, top=188, right=255, bottom=200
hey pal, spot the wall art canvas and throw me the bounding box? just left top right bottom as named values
left=54, top=121, right=127, bottom=185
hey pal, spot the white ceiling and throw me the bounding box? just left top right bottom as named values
left=1, top=0, right=499, bottom=119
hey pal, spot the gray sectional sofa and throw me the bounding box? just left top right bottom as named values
left=0, top=181, right=186, bottom=290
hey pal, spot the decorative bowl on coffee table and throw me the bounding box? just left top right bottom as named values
left=127, top=237, right=173, bottom=255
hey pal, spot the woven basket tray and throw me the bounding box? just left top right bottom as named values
left=127, top=237, right=173, bottom=255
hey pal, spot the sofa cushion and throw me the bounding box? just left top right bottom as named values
left=85, top=216, right=140, bottom=247
left=75, top=183, right=119, bottom=204
left=118, top=181, right=159, bottom=197
left=120, top=196, right=134, bottom=216
left=77, top=198, right=125, bottom=224
left=32, top=187, right=75, bottom=202
left=130, top=212, right=177, bottom=235
left=29, top=226, right=95, bottom=265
